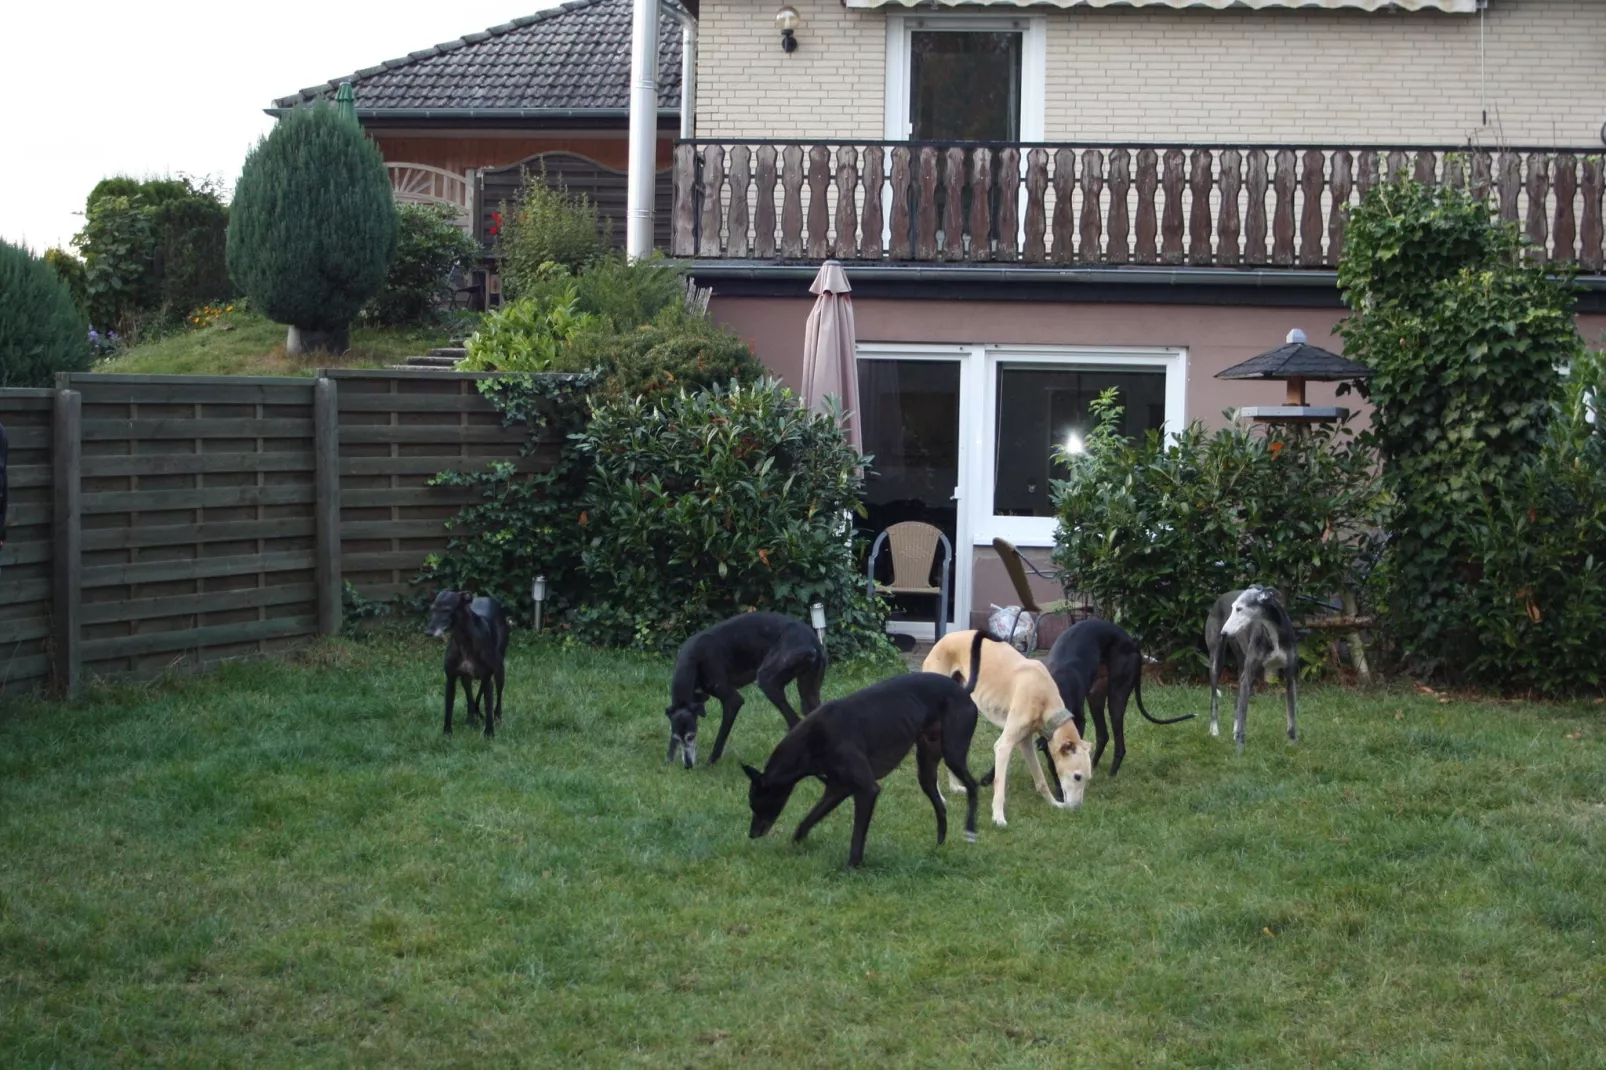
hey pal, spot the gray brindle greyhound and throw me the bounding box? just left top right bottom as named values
left=1205, top=586, right=1299, bottom=750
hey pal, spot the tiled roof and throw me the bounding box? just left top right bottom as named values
left=272, top=0, right=683, bottom=114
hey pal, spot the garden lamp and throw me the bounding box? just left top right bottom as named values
left=810, top=602, right=827, bottom=643
left=532, top=575, right=548, bottom=633
left=775, top=6, right=801, bottom=52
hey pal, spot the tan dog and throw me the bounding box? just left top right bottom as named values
left=922, top=629, right=1093, bottom=825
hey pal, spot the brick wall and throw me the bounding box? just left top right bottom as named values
left=697, top=0, right=1606, bottom=147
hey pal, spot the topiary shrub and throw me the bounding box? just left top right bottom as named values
left=1338, top=178, right=1586, bottom=685
left=364, top=203, right=480, bottom=326
left=227, top=102, right=397, bottom=355
left=1051, top=389, right=1384, bottom=672
left=495, top=170, right=610, bottom=298
left=0, top=239, right=92, bottom=387
left=570, top=379, right=891, bottom=660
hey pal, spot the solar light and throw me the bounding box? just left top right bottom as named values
left=810, top=602, right=827, bottom=642
left=532, top=575, right=548, bottom=632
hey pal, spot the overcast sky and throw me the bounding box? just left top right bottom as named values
left=0, top=0, right=562, bottom=254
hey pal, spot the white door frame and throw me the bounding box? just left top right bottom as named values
left=857, top=343, right=977, bottom=638
left=859, top=342, right=1188, bottom=635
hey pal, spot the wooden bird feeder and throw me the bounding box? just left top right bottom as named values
left=1217, top=328, right=1373, bottom=425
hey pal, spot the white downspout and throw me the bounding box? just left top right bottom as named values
left=626, top=0, right=660, bottom=260
left=676, top=9, right=697, bottom=141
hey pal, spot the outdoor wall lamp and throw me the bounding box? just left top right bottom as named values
left=775, top=6, right=801, bottom=52
left=810, top=602, right=827, bottom=643
left=531, top=575, right=548, bottom=633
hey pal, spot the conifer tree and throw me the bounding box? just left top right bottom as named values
left=0, top=239, right=91, bottom=387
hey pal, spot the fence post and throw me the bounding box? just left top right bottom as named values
left=50, top=387, right=81, bottom=698
left=314, top=376, right=342, bottom=636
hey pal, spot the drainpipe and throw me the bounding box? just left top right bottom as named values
left=670, top=6, right=697, bottom=140
left=626, top=0, right=661, bottom=260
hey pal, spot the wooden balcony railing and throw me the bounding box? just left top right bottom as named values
left=669, top=140, right=1605, bottom=271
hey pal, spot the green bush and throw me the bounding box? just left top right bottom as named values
left=227, top=102, right=397, bottom=350
left=550, top=306, right=765, bottom=403
left=365, top=203, right=480, bottom=326
left=1051, top=389, right=1384, bottom=671
left=0, top=239, right=92, bottom=387
left=515, top=254, right=686, bottom=331
left=495, top=171, right=610, bottom=298
left=571, top=379, right=890, bottom=659
left=459, top=285, right=601, bottom=372
left=1337, top=178, right=1586, bottom=685
left=44, top=248, right=87, bottom=314
left=71, top=175, right=231, bottom=337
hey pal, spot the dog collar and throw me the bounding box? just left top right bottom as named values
left=1041, top=708, right=1073, bottom=737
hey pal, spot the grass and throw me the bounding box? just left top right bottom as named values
left=91, top=309, right=460, bottom=377
left=1, top=633, right=1603, bottom=1067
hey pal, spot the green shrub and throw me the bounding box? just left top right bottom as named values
left=227, top=102, right=397, bottom=350
left=44, top=248, right=87, bottom=314
left=365, top=203, right=480, bottom=326
left=515, top=254, right=686, bottom=331
left=0, top=239, right=92, bottom=387
left=459, top=286, right=602, bottom=372
left=570, top=379, right=890, bottom=659
left=1051, top=389, right=1384, bottom=671
left=1337, top=178, right=1585, bottom=683
left=72, top=175, right=231, bottom=338
left=495, top=170, right=610, bottom=297
left=550, top=305, right=765, bottom=403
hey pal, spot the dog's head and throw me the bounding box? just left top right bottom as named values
left=425, top=590, right=471, bottom=639
left=742, top=763, right=797, bottom=838
left=1222, top=585, right=1282, bottom=640
left=664, top=700, right=706, bottom=768
left=1043, top=719, right=1093, bottom=810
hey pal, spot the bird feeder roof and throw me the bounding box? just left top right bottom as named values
left=1215, top=329, right=1373, bottom=382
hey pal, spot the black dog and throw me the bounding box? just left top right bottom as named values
left=1042, top=617, right=1193, bottom=779
left=742, top=631, right=991, bottom=869
left=425, top=590, right=510, bottom=737
left=665, top=611, right=827, bottom=768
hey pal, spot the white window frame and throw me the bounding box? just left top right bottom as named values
left=882, top=14, right=1047, bottom=143
left=856, top=342, right=1187, bottom=632
left=975, top=346, right=1188, bottom=548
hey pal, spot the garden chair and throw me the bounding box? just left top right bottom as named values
left=991, top=537, right=1092, bottom=653
left=867, top=521, right=953, bottom=641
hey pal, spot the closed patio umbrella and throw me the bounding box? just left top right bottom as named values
left=800, top=260, right=861, bottom=452
left=335, top=81, right=357, bottom=123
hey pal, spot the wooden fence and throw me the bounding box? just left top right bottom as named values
left=671, top=140, right=1606, bottom=271
left=0, top=370, right=557, bottom=698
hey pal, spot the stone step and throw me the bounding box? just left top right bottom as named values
left=429, top=346, right=467, bottom=359
left=389, top=362, right=457, bottom=372
left=401, top=354, right=460, bottom=368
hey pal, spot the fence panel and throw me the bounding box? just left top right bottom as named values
left=0, top=391, right=56, bottom=696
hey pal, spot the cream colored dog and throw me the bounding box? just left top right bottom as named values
left=922, top=629, right=1093, bottom=825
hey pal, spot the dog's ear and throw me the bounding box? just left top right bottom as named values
left=1259, top=586, right=1282, bottom=605
left=664, top=706, right=676, bottom=720
left=741, top=763, right=763, bottom=784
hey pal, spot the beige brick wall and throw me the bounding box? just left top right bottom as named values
left=695, top=0, right=887, bottom=139
left=697, top=0, right=1606, bottom=147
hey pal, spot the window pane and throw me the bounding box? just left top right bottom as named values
left=992, top=364, right=1167, bottom=518
left=910, top=31, right=1021, bottom=142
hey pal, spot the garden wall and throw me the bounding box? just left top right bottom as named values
left=0, top=370, right=559, bottom=698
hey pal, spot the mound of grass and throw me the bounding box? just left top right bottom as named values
left=92, top=309, right=453, bottom=377
left=1, top=636, right=1602, bottom=1065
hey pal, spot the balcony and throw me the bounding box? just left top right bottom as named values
left=669, top=140, right=1604, bottom=272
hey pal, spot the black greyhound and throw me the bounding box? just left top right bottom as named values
left=425, top=590, right=511, bottom=738
left=742, top=630, right=992, bottom=869
left=665, top=611, right=827, bottom=768
left=1040, top=617, right=1194, bottom=779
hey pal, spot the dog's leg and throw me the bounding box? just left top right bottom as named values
left=480, top=676, right=495, bottom=739
left=846, top=785, right=882, bottom=869
left=915, top=734, right=947, bottom=846
left=494, top=662, right=506, bottom=725
left=990, top=724, right=1033, bottom=827
left=1208, top=641, right=1225, bottom=738
left=792, top=782, right=852, bottom=843
left=1017, top=736, right=1057, bottom=805
left=1105, top=667, right=1132, bottom=777
left=442, top=673, right=457, bottom=735
left=939, top=708, right=982, bottom=842
left=756, top=665, right=802, bottom=728
left=1285, top=664, right=1298, bottom=743
left=706, top=687, right=745, bottom=765
left=797, top=664, right=825, bottom=716
left=1234, top=657, right=1256, bottom=751
left=1087, top=689, right=1110, bottom=771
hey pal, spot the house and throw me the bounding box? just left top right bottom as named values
left=269, top=0, right=696, bottom=266
left=659, top=0, right=1606, bottom=634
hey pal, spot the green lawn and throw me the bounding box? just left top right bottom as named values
left=1, top=633, right=1602, bottom=1067
left=91, top=310, right=456, bottom=377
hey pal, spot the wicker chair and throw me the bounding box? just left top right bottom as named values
left=867, top=522, right=953, bottom=641
left=991, top=537, right=1092, bottom=652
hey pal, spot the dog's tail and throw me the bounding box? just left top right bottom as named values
left=1132, top=636, right=1195, bottom=725
left=963, top=629, right=989, bottom=696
